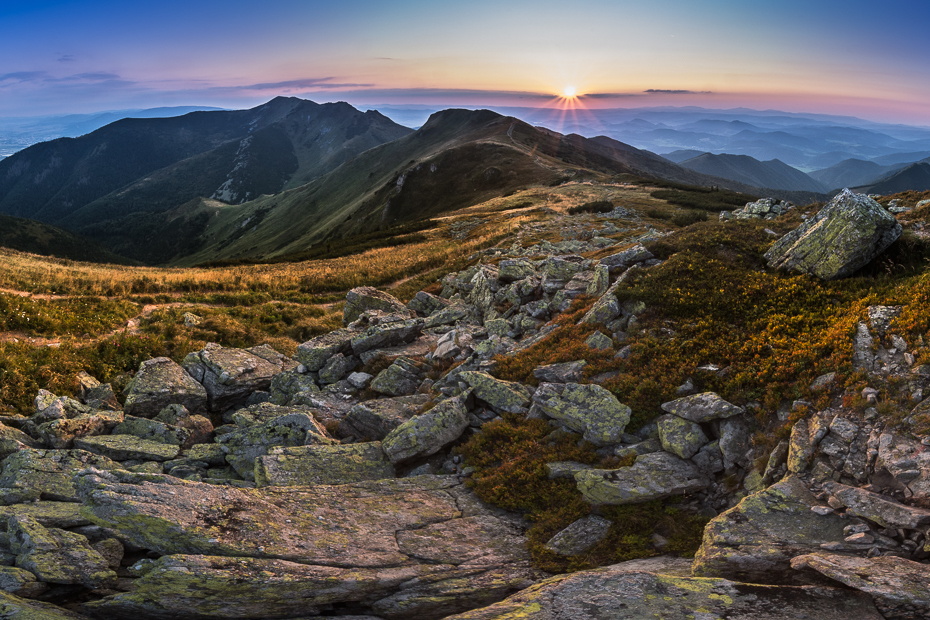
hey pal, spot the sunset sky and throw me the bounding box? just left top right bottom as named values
left=2, top=0, right=929, bottom=124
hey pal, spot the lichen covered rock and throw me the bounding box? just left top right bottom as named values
left=574, top=452, right=708, bottom=505
left=343, top=286, right=411, bottom=325
left=382, top=398, right=470, bottom=464
left=660, top=392, right=743, bottom=423
left=255, top=442, right=395, bottom=487
left=0, top=449, right=121, bottom=502
left=764, top=189, right=902, bottom=280
left=656, top=413, right=708, bottom=459
left=123, top=357, right=208, bottom=418
left=533, top=383, right=630, bottom=446
left=460, top=372, right=531, bottom=414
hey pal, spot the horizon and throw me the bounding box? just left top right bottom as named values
left=2, top=0, right=929, bottom=126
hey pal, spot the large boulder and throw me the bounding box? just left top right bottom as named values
left=76, top=471, right=536, bottom=619
left=337, top=395, right=430, bottom=440
left=0, top=424, right=40, bottom=461
left=574, top=452, right=709, bottom=505
left=692, top=475, right=847, bottom=582
left=0, top=591, right=93, bottom=618
left=764, top=189, right=902, bottom=280
left=182, top=344, right=296, bottom=413
left=441, top=560, right=882, bottom=620
left=123, top=357, right=208, bottom=418
left=656, top=414, right=708, bottom=459
left=295, top=329, right=355, bottom=372
left=660, top=392, right=744, bottom=423
left=533, top=383, right=631, bottom=446
left=823, top=481, right=930, bottom=530
left=343, top=286, right=412, bottom=325
left=73, top=435, right=180, bottom=462
left=460, top=372, right=531, bottom=414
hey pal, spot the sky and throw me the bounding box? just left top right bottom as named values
left=1, top=0, right=929, bottom=124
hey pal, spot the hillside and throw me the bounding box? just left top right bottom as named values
left=678, top=152, right=827, bottom=192
left=165, top=109, right=766, bottom=266
left=809, top=158, right=902, bottom=190
left=0, top=214, right=133, bottom=264
left=858, top=162, right=930, bottom=194
left=0, top=97, right=411, bottom=234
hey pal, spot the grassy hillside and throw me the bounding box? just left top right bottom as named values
left=0, top=214, right=134, bottom=264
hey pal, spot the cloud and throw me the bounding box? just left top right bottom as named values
left=644, top=89, right=713, bottom=94
left=240, top=77, right=374, bottom=91
left=54, top=72, right=124, bottom=82
left=57, top=55, right=76, bottom=63
left=0, top=71, right=49, bottom=84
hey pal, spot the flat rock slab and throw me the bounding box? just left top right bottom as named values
left=85, top=553, right=536, bottom=620
left=0, top=502, right=90, bottom=529
left=76, top=471, right=529, bottom=570
left=73, top=435, right=180, bottom=462
left=692, top=475, right=848, bottom=582
left=574, top=452, right=709, bottom=505
left=791, top=552, right=930, bottom=620
left=441, top=565, right=883, bottom=620
left=254, top=442, right=395, bottom=486
left=660, top=391, right=743, bottom=423
left=825, top=481, right=930, bottom=530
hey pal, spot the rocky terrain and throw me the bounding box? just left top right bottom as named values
left=0, top=189, right=928, bottom=618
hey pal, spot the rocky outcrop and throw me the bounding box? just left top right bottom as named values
left=765, top=189, right=902, bottom=280
left=77, top=471, right=536, bottom=619
left=442, top=559, right=882, bottom=619
left=123, top=358, right=208, bottom=418
left=574, top=452, right=709, bottom=505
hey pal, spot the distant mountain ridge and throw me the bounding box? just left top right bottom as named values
left=677, top=153, right=827, bottom=193
left=0, top=97, right=412, bottom=234
left=857, top=162, right=930, bottom=195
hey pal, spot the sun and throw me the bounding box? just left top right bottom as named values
left=563, top=86, right=577, bottom=98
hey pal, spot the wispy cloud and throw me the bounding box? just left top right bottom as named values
left=240, top=77, right=374, bottom=91
left=644, top=89, right=713, bottom=94
left=0, top=71, right=49, bottom=84
left=57, top=54, right=76, bottom=63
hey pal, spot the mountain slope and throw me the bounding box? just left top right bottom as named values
left=809, top=158, right=903, bottom=191
left=0, top=214, right=133, bottom=264
left=157, top=109, right=759, bottom=266
left=859, top=162, right=930, bottom=194
left=678, top=153, right=827, bottom=192
left=0, top=97, right=412, bottom=230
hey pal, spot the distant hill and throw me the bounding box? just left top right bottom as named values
left=659, top=149, right=706, bottom=163
left=154, top=109, right=763, bottom=266
left=677, top=153, right=827, bottom=193
left=809, top=158, right=904, bottom=191
left=0, top=97, right=412, bottom=240
left=858, top=162, right=930, bottom=195
left=0, top=214, right=132, bottom=264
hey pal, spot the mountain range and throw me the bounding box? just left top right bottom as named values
left=3, top=97, right=929, bottom=266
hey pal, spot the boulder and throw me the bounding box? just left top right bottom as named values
left=182, top=344, right=294, bottom=413
left=574, top=452, right=709, bottom=505
left=498, top=259, right=537, bottom=283
left=791, top=552, right=930, bottom=620
left=216, top=413, right=336, bottom=480
left=875, top=431, right=930, bottom=500
left=583, top=330, right=612, bottom=350
left=660, top=392, right=744, bottom=423
left=343, top=286, right=412, bottom=325
left=787, top=419, right=813, bottom=473
left=656, top=414, right=708, bottom=459
left=77, top=471, right=535, bottom=619
left=532, top=361, right=586, bottom=384
left=382, top=398, right=471, bottom=464
left=350, top=319, right=423, bottom=356
left=533, top=383, right=630, bottom=446
left=113, top=415, right=191, bottom=446
left=154, top=404, right=213, bottom=447
left=370, top=357, right=427, bottom=397
left=0, top=425, right=40, bottom=462
left=35, top=409, right=123, bottom=449
left=407, top=290, right=450, bottom=317
left=295, top=329, right=355, bottom=372
left=0, top=449, right=121, bottom=502
left=598, top=243, right=653, bottom=273
left=441, top=562, right=882, bottom=620
left=823, top=482, right=930, bottom=530
left=338, top=395, right=430, bottom=440
left=8, top=515, right=116, bottom=588
left=543, top=515, right=611, bottom=556
left=0, top=502, right=89, bottom=529
left=318, top=353, right=355, bottom=384
left=255, top=442, right=395, bottom=487
left=460, top=372, right=531, bottom=414
left=123, top=357, right=208, bottom=418
left=692, top=475, right=847, bottom=582
left=0, top=566, right=45, bottom=598
left=764, top=189, right=902, bottom=280
left=228, top=403, right=327, bottom=432
left=719, top=415, right=752, bottom=470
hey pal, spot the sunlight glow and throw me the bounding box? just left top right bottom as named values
left=563, top=86, right=577, bottom=98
